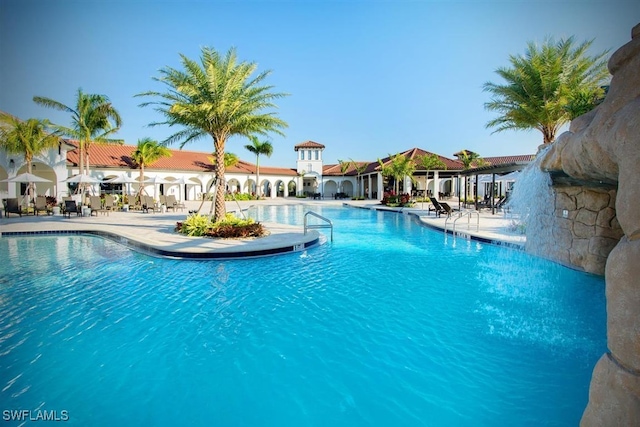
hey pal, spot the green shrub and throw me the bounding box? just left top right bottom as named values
left=225, top=192, right=257, bottom=201
left=176, top=213, right=267, bottom=238
left=179, top=214, right=213, bottom=236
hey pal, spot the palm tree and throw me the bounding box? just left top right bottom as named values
left=456, top=150, right=488, bottom=203
left=33, top=88, right=122, bottom=175
left=483, top=36, right=609, bottom=144
left=0, top=113, right=60, bottom=202
left=244, top=135, right=273, bottom=198
left=350, top=159, right=368, bottom=198
left=337, top=159, right=350, bottom=194
left=137, top=47, right=288, bottom=221
left=378, top=153, right=415, bottom=194
left=200, top=152, right=240, bottom=214
left=416, top=153, right=446, bottom=197
left=131, top=138, right=172, bottom=196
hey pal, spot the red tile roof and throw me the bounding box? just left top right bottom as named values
left=66, top=143, right=297, bottom=176
left=63, top=140, right=532, bottom=179
left=294, top=140, right=325, bottom=150
left=483, top=154, right=535, bottom=165
left=323, top=148, right=464, bottom=176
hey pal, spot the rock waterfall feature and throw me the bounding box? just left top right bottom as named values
left=540, top=23, right=640, bottom=425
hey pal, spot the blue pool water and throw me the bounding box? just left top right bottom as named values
left=0, top=205, right=605, bottom=426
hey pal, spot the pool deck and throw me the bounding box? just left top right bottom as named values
left=0, top=198, right=525, bottom=258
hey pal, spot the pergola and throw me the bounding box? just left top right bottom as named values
left=459, top=161, right=530, bottom=214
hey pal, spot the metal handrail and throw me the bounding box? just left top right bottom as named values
left=452, top=211, right=480, bottom=236
left=444, top=211, right=464, bottom=234
left=304, top=211, right=334, bottom=242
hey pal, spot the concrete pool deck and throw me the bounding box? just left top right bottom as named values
left=0, top=198, right=525, bottom=257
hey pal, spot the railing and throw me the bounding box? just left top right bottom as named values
left=304, top=211, right=334, bottom=242
left=443, top=210, right=480, bottom=236
left=452, top=211, right=480, bottom=236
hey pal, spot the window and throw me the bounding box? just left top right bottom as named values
left=314, top=150, right=319, bottom=160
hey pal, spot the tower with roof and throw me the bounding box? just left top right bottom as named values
left=294, top=141, right=325, bottom=196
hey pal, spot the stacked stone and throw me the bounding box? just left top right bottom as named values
left=540, top=22, right=640, bottom=426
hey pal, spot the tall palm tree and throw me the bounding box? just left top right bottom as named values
left=200, top=152, right=240, bottom=214
left=457, top=150, right=488, bottom=203
left=33, top=88, right=122, bottom=175
left=337, top=159, right=350, bottom=194
left=137, top=47, right=288, bottom=221
left=416, top=153, right=446, bottom=197
left=131, top=138, right=172, bottom=196
left=350, top=158, right=368, bottom=198
left=378, top=153, right=415, bottom=194
left=0, top=113, right=60, bottom=201
left=483, top=36, right=609, bottom=144
left=244, top=135, right=273, bottom=198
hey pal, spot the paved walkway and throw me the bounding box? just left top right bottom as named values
left=0, top=198, right=525, bottom=258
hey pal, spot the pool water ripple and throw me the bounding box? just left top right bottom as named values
left=0, top=206, right=606, bottom=425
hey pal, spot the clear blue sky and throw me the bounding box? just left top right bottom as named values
left=1, top=0, right=638, bottom=167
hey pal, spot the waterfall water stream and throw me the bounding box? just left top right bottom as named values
left=505, top=146, right=554, bottom=253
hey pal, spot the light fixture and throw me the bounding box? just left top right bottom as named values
left=9, top=159, right=15, bottom=169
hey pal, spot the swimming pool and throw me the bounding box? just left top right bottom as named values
left=0, top=205, right=605, bottom=426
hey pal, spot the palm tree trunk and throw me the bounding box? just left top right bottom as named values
left=138, top=164, right=145, bottom=196
left=543, top=127, right=555, bottom=144
left=78, top=140, right=85, bottom=176
left=256, top=156, right=261, bottom=198
left=26, top=155, right=34, bottom=206
left=214, top=139, right=226, bottom=222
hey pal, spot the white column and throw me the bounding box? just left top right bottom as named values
left=433, top=170, right=440, bottom=198
left=404, top=176, right=411, bottom=194
left=377, top=173, right=383, bottom=200
left=367, top=175, right=372, bottom=199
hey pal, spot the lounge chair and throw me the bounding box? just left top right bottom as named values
left=166, top=195, right=185, bottom=212
left=142, top=195, right=157, bottom=213
left=440, top=202, right=459, bottom=217
left=495, top=195, right=508, bottom=209
left=4, top=198, right=23, bottom=217
left=34, top=196, right=53, bottom=216
left=428, top=197, right=447, bottom=218
left=63, top=200, right=81, bottom=218
left=89, top=196, right=109, bottom=216
left=159, top=195, right=174, bottom=212
left=103, top=194, right=116, bottom=211
left=127, top=196, right=141, bottom=211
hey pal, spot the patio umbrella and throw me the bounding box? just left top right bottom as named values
left=63, top=174, right=102, bottom=183
left=105, top=174, right=140, bottom=198
left=165, top=177, right=185, bottom=201
left=143, top=176, right=169, bottom=198
left=63, top=174, right=102, bottom=195
left=1, top=173, right=52, bottom=206
left=3, top=172, right=52, bottom=183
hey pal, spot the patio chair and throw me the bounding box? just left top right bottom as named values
left=89, top=196, right=108, bottom=216
left=428, top=197, right=447, bottom=218
left=126, top=196, right=141, bottom=211
left=34, top=196, right=53, bottom=216
left=495, top=195, right=508, bottom=210
left=142, top=195, right=157, bottom=213
left=157, top=195, right=173, bottom=212
left=440, top=202, right=459, bottom=218
left=4, top=198, right=23, bottom=217
left=103, top=194, right=116, bottom=211
left=166, top=195, right=185, bottom=212
left=63, top=200, right=81, bottom=218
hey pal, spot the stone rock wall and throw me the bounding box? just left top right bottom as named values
left=527, top=186, right=623, bottom=275
left=539, top=23, right=640, bottom=426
